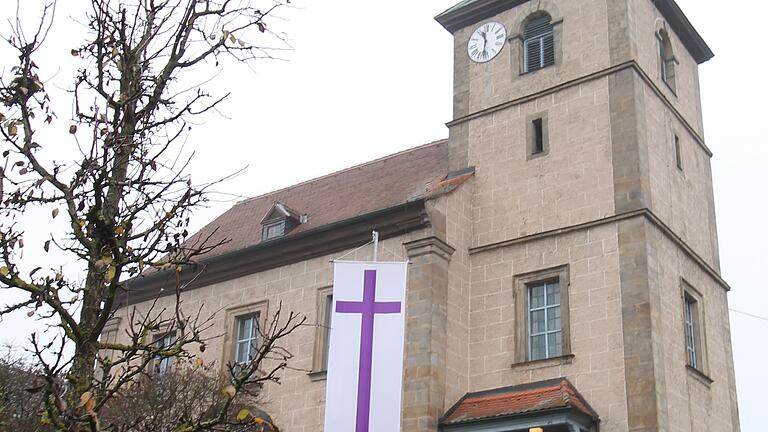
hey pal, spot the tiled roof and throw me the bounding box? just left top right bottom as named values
left=186, top=140, right=449, bottom=259
left=441, top=378, right=598, bottom=425
left=437, top=0, right=478, bottom=16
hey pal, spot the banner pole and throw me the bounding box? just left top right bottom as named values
left=372, top=230, right=379, bottom=262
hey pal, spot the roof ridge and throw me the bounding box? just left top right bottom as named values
left=464, top=384, right=562, bottom=403
left=237, top=139, right=447, bottom=205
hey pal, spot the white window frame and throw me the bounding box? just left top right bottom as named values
left=514, top=265, right=571, bottom=364
left=680, top=280, right=708, bottom=375
left=234, top=313, right=260, bottom=365
left=155, top=333, right=175, bottom=374
left=527, top=281, right=563, bottom=361
left=684, top=297, right=697, bottom=368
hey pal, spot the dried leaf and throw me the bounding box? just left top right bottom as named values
left=115, top=225, right=125, bottom=236
left=78, top=391, right=96, bottom=412
left=0, top=266, right=8, bottom=277
left=70, top=49, right=79, bottom=56
left=8, top=123, right=17, bottom=136
left=69, top=125, right=77, bottom=134
left=105, top=266, right=116, bottom=284
left=78, top=219, right=86, bottom=228
left=229, top=34, right=237, bottom=43
left=43, top=240, right=50, bottom=252
left=238, top=40, right=246, bottom=47
left=257, top=22, right=266, bottom=33
left=18, top=168, right=27, bottom=175
left=222, top=385, right=236, bottom=398
left=236, top=409, right=250, bottom=421
left=195, top=357, right=204, bottom=367
left=51, top=208, right=59, bottom=218
left=27, top=310, right=34, bottom=317
left=175, top=265, right=182, bottom=273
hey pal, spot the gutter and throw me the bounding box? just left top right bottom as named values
left=121, top=198, right=428, bottom=306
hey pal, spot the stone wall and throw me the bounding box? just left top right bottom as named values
left=647, top=222, right=740, bottom=432
left=629, top=0, right=705, bottom=136
left=642, top=81, right=720, bottom=269
left=467, top=223, right=629, bottom=431
left=466, top=78, right=616, bottom=248
left=451, top=0, right=612, bottom=119
left=114, top=230, right=431, bottom=432
left=442, top=179, right=474, bottom=409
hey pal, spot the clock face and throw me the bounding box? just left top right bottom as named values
left=468, top=22, right=507, bottom=63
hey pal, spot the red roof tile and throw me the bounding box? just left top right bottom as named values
left=441, top=378, right=598, bottom=425
left=187, top=140, right=449, bottom=259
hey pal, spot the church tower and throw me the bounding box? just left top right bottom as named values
left=434, top=0, right=740, bottom=431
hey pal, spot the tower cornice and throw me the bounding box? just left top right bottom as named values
left=435, top=0, right=714, bottom=63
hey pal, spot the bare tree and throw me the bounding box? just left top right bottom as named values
left=0, top=0, right=304, bottom=430
left=0, top=346, right=48, bottom=432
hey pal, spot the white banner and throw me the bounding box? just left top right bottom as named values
left=324, top=261, right=408, bottom=432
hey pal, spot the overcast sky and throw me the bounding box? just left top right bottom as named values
left=1, top=0, right=766, bottom=429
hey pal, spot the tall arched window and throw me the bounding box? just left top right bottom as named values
left=523, top=15, right=555, bottom=73
left=658, top=29, right=676, bottom=92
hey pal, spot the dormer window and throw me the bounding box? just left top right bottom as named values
left=260, top=201, right=304, bottom=242
left=262, top=220, right=286, bottom=240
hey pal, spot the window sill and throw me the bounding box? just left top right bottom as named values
left=520, top=64, right=555, bottom=77
left=686, top=365, right=713, bottom=387
left=662, top=79, right=678, bottom=97
left=527, top=150, right=549, bottom=161
left=511, top=354, right=574, bottom=371
left=308, top=370, right=327, bottom=382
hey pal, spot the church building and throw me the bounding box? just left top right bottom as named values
left=116, top=0, right=741, bottom=430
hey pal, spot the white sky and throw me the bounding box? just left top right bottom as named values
left=0, top=0, right=766, bottom=429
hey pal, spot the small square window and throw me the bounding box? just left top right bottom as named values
left=527, top=114, right=549, bottom=159
left=532, top=118, right=544, bottom=155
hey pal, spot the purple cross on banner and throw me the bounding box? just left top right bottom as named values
left=335, top=270, right=402, bottom=432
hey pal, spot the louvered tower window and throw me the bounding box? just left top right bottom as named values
left=523, top=15, right=555, bottom=73
left=658, top=29, right=677, bottom=92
